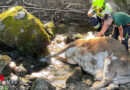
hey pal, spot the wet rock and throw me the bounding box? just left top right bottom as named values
left=20, top=77, right=31, bottom=90
left=44, top=22, right=57, bottom=40
left=2, top=65, right=12, bottom=76
left=31, top=78, right=56, bottom=90
left=13, top=64, right=27, bottom=77
left=10, top=73, right=19, bottom=85
left=8, top=50, right=22, bottom=59
left=15, top=11, right=26, bottom=20
left=8, top=85, right=18, bottom=90
left=66, top=67, right=82, bottom=85
left=64, top=82, right=91, bottom=90
left=9, top=61, right=16, bottom=70
left=0, top=6, right=51, bottom=56
left=9, top=61, right=27, bottom=77
left=0, top=54, right=11, bottom=74
left=119, top=83, right=130, bottom=90
left=65, top=67, right=93, bottom=90
left=65, top=33, right=83, bottom=44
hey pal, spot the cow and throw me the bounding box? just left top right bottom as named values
left=40, top=37, right=130, bottom=89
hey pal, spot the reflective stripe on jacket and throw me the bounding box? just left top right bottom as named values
left=88, top=3, right=113, bottom=18
left=99, top=3, right=113, bottom=18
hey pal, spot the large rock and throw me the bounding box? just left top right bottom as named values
left=0, top=6, right=51, bottom=56
left=0, top=54, right=11, bottom=74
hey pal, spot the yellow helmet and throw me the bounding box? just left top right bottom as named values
left=92, top=0, right=105, bottom=9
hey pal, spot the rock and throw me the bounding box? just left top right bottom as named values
left=66, top=67, right=82, bottom=85
left=8, top=85, right=17, bottom=90
left=65, top=82, right=91, bottom=90
left=65, top=66, right=93, bottom=90
left=15, top=11, right=26, bottom=20
left=44, top=22, right=56, bottom=39
left=0, top=6, right=51, bottom=56
left=31, top=78, right=56, bottom=90
left=119, top=83, right=130, bottom=90
left=9, top=61, right=16, bottom=69
left=65, top=33, right=83, bottom=44
left=0, top=54, right=11, bottom=74
left=13, top=64, right=27, bottom=77
left=10, top=73, right=19, bottom=85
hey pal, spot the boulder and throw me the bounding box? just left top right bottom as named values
left=0, top=6, right=51, bottom=56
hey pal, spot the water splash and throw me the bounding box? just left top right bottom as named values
left=85, top=32, right=96, bottom=40
left=39, top=57, right=47, bottom=62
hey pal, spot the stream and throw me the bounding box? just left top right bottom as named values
left=29, top=23, right=95, bottom=90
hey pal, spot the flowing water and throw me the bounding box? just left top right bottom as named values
left=30, top=23, right=95, bottom=89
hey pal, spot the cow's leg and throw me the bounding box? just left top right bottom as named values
left=91, top=56, right=112, bottom=89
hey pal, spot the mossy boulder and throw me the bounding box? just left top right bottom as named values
left=0, top=6, right=51, bottom=56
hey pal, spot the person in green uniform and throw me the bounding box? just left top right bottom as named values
left=96, top=12, right=130, bottom=50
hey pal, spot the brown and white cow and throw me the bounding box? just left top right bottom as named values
left=41, top=37, right=130, bottom=89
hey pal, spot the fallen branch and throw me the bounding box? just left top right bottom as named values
left=22, top=0, right=40, bottom=7
left=26, top=7, right=86, bottom=13
left=5, top=0, right=13, bottom=4
left=0, top=6, right=86, bottom=14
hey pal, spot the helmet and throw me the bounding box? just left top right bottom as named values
left=92, top=0, right=105, bottom=9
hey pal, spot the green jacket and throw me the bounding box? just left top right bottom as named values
left=112, top=12, right=130, bottom=26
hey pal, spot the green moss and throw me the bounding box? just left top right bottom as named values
left=0, top=6, right=27, bottom=20
left=0, top=6, right=51, bottom=56
left=74, top=34, right=83, bottom=39
left=44, top=22, right=56, bottom=39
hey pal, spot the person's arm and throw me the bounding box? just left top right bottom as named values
left=96, top=17, right=113, bottom=37
left=88, top=7, right=95, bottom=17
left=96, top=24, right=108, bottom=37
left=118, top=25, right=125, bottom=40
